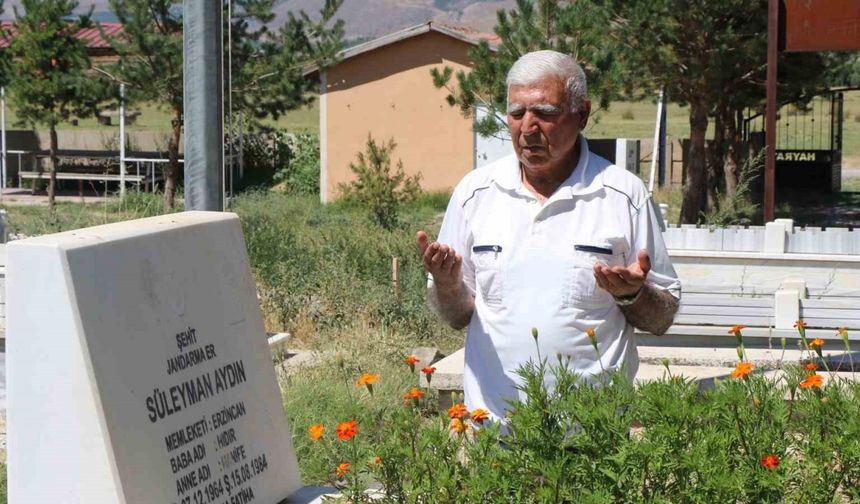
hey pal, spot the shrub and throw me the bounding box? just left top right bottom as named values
left=272, top=131, right=320, bottom=195
left=703, top=150, right=762, bottom=226
left=339, top=136, right=422, bottom=230
left=297, top=325, right=860, bottom=503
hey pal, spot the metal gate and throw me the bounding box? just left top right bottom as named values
left=744, top=91, right=845, bottom=192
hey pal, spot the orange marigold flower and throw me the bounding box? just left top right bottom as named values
left=405, top=355, right=419, bottom=372
left=471, top=408, right=490, bottom=424
left=404, top=387, right=425, bottom=399
left=336, top=462, right=351, bottom=478
left=760, top=454, right=779, bottom=470
left=374, top=456, right=381, bottom=465
left=403, top=387, right=425, bottom=406
left=448, top=403, right=469, bottom=420
left=731, top=361, right=755, bottom=379
left=794, top=320, right=807, bottom=329
left=449, top=418, right=466, bottom=433
left=356, top=373, right=380, bottom=387
left=335, top=420, right=358, bottom=441
left=799, top=374, right=824, bottom=389
left=421, top=366, right=436, bottom=385
left=805, top=362, right=818, bottom=372
left=728, top=324, right=746, bottom=335
left=586, top=327, right=597, bottom=342
left=308, top=423, right=325, bottom=441
left=808, top=338, right=825, bottom=350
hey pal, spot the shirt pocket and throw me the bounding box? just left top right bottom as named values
left=565, top=243, right=627, bottom=308
left=471, top=245, right=503, bottom=305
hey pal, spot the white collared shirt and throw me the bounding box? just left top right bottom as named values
left=431, top=136, right=681, bottom=422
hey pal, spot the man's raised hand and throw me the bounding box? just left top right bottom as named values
left=593, top=249, right=651, bottom=298
left=417, top=230, right=462, bottom=288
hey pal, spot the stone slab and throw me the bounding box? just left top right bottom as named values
left=7, top=212, right=301, bottom=503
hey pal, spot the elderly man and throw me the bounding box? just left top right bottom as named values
left=417, top=50, right=681, bottom=421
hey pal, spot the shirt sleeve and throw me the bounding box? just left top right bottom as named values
left=632, top=194, right=681, bottom=300
left=427, top=188, right=476, bottom=296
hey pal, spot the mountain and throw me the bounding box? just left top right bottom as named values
left=2, top=0, right=513, bottom=41
left=271, top=0, right=514, bottom=40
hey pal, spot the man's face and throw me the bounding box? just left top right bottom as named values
left=507, top=77, right=590, bottom=174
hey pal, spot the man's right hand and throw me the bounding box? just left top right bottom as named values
left=417, top=230, right=463, bottom=289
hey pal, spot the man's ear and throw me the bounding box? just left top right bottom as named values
left=579, top=100, right=592, bottom=128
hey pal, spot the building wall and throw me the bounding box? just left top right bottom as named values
left=321, top=31, right=477, bottom=202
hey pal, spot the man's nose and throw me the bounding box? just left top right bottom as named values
left=521, top=111, right=540, bottom=134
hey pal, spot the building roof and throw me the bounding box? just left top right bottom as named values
left=305, top=21, right=499, bottom=76
left=0, top=21, right=123, bottom=52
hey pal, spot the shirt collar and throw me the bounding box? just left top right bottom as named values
left=492, top=135, right=604, bottom=198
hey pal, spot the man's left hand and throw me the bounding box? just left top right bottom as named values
left=593, top=249, right=651, bottom=298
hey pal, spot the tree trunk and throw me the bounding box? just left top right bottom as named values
left=680, top=98, right=709, bottom=223
left=48, top=125, right=58, bottom=213
left=722, top=108, right=744, bottom=195
left=708, top=110, right=726, bottom=210
left=164, top=107, right=182, bottom=211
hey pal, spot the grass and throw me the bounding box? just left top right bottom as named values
left=1, top=96, right=321, bottom=134
left=1, top=190, right=463, bottom=488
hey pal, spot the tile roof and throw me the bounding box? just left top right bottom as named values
left=0, top=21, right=123, bottom=50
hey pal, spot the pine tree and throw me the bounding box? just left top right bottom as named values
left=107, top=0, right=344, bottom=211
left=9, top=0, right=108, bottom=212
left=105, top=0, right=183, bottom=211
left=432, top=0, right=622, bottom=139
left=227, top=0, right=344, bottom=125
left=605, top=0, right=842, bottom=223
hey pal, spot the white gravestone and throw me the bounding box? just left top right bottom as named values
left=7, top=212, right=302, bottom=503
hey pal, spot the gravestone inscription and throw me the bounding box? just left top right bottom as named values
left=7, top=212, right=301, bottom=503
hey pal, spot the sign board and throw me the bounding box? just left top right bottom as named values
left=7, top=212, right=301, bottom=503
left=783, top=0, right=860, bottom=52
left=775, top=149, right=832, bottom=164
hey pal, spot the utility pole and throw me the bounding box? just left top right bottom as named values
left=183, top=0, right=224, bottom=211
left=119, top=83, right=126, bottom=201
left=764, top=0, right=778, bottom=222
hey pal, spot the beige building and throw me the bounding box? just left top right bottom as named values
left=312, top=23, right=498, bottom=202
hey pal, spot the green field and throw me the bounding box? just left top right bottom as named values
left=7, top=90, right=859, bottom=164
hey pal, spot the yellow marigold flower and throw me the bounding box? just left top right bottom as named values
left=308, top=423, right=324, bottom=441
left=731, top=361, right=754, bottom=379
left=447, top=403, right=469, bottom=420
left=471, top=408, right=490, bottom=424
left=335, top=462, right=350, bottom=478
left=799, top=374, right=824, bottom=389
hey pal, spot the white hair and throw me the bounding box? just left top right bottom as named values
left=506, top=50, right=588, bottom=112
